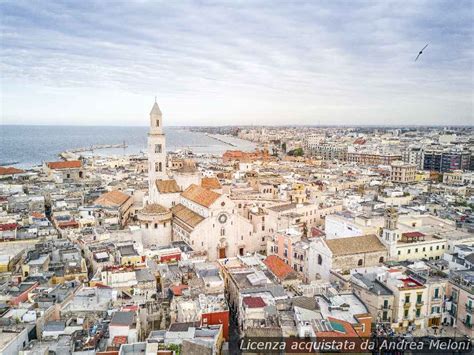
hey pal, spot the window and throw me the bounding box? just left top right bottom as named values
left=154, top=223, right=158, bottom=229
left=404, top=309, right=409, bottom=318
left=398, top=250, right=401, bottom=255
left=220, top=227, right=225, bottom=236
left=405, top=295, right=410, bottom=303
left=407, top=249, right=411, bottom=254
left=318, top=254, right=322, bottom=265
left=155, top=162, right=162, bottom=172
left=155, top=144, right=162, bottom=153
left=416, top=308, right=421, bottom=317
left=379, top=256, right=384, bottom=263
left=156, top=119, right=160, bottom=127
left=358, top=259, right=363, bottom=266
left=434, top=288, right=439, bottom=299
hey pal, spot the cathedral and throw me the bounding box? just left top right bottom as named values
left=139, top=100, right=257, bottom=260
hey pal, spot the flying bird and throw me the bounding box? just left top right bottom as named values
left=415, top=43, right=429, bottom=61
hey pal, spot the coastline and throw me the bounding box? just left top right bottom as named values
left=1, top=126, right=258, bottom=169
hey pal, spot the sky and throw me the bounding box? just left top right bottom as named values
left=0, top=0, right=473, bottom=126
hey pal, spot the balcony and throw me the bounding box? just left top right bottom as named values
left=416, top=300, right=424, bottom=307
left=380, top=304, right=391, bottom=310
left=403, top=302, right=411, bottom=309
left=466, top=304, right=474, bottom=313
left=431, top=297, right=442, bottom=303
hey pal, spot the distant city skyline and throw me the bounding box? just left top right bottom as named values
left=1, top=1, right=473, bottom=126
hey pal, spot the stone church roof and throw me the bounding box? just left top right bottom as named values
left=171, top=204, right=204, bottom=230
left=181, top=184, right=221, bottom=208
left=325, top=234, right=386, bottom=256
left=156, top=179, right=181, bottom=194
left=201, top=177, right=221, bottom=190
left=141, top=203, right=169, bottom=214
left=150, top=101, right=162, bottom=116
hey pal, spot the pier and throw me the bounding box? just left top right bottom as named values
left=59, top=143, right=128, bottom=160
left=205, top=133, right=237, bottom=147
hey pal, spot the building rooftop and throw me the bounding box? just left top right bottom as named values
left=352, top=273, right=393, bottom=296
left=156, top=179, right=182, bottom=194
left=46, top=160, right=82, bottom=170
left=181, top=184, right=221, bottom=208
left=325, top=234, right=386, bottom=256
left=111, top=311, right=135, bottom=327
left=94, top=190, right=130, bottom=207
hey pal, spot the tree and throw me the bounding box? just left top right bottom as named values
left=288, top=148, right=304, bottom=157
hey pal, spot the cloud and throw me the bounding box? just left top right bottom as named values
left=0, top=0, right=472, bottom=125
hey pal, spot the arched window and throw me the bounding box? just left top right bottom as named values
left=318, top=254, right=322, bottom=265
left=220, top=227, right=225, bottom=236
left=379, top=256, right=384, bottom=263
left=358, top=259, right=363, bottom=266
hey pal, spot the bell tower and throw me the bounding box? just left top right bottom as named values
left=381, top=206, right=399, bottom=260
left=148, top=98, right=167, bottom=203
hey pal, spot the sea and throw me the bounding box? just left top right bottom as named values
left=0, top=125, right=257, bottom=168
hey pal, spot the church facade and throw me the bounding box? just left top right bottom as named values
left=171, top=184, right=256, bottom=261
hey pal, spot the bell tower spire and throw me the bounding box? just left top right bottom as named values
left=147, top=98, right=167, bottom=203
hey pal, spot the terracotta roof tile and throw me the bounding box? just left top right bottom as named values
left=263, top=255, right=297, bottom=280
left=141, top=203, right=169, bottom=214
left=243, top=296, right=266, bottom=308
left=156, top=179, right=181, bottom=194
left=46, top=160, right=82, bottom=169
left=0, top=167, right=25, bottom=175
left=170, top=284, right=189, bottom=296
left=94, top=190, right=130, bottom=207
left=402, top=232, right=425, bottom=238
left=171, top=204, right=204, bottom=229
left=201, top=177, right=221, bottom=190
left=325, top=234, right=386, bottom=256
left=181, top=184, right=221, bottom=208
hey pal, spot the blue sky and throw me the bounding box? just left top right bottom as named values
left=1, top=0, right=472, bottom=126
